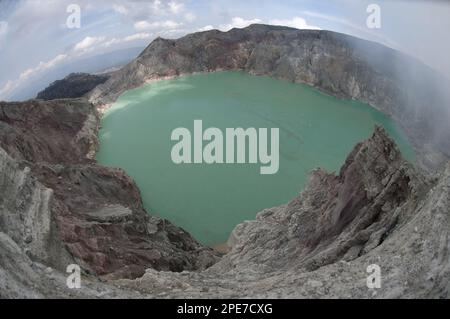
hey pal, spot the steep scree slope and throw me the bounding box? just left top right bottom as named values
left=0, top=99, right=218, bottom=284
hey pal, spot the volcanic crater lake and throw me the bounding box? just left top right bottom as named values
left=97, top=72, right=414, bottom=246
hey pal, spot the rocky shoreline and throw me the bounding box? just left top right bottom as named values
left=89, top=24, right=450, bottom=173
left=1, top=25, right=449, bottom=298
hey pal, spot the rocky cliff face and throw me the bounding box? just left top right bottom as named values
left=113, top=128, right=450, bottom=299
left=2, top=119, right=449, bottom=298
left=89, top=24, right=450, bottom=172
left=0, top=99, right=218, bottom=285
left=1, top=25, right=450, bottom=298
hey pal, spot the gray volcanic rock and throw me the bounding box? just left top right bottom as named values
left=89, top=24, right=450, bottom=172
left=0, top=99, right=219, bottom=281
left=0, top=99, right=99, bottom=163
left=0, top=148, right=72, bottom=270
left=1, top=25, right=450, bottom=299
left=115, top=127, right=449, bottom=299
left=37, top=73, right=110, bottom=101
left=226, top=127, right=423, bottom=272
left=2, top=117, right=449, bottom=298
left=0, top=232, right=130, bottom=298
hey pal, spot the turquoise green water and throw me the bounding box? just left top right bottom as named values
left=97, top=72, right=415, bottom=246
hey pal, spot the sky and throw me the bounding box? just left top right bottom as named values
left=0, top=0, right=449, bottom=101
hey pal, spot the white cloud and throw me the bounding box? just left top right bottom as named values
left=184, top=12, right=196, bottom=22
left=219, top=17, right=262, bottom=32
left=134, top=21, right=152, bottom=31
left=152, top=0, right=164, bottom=15
left=0, top=21, right=8, bottom=49
left=134, top=20, right=182, bottom=31
left=0, top=81, right=18, bottom=100
left=198, top=25, right=214, bottom=32
left=0, top=29, right=155, bottom=99
left=112, top=4, right=129, bottom=15
left=89, top=1, right=188, bottom=21
left=0, top=21, right=8, bottom=36
left=123, top=32, right=151, bottom=42
left=0, top=54, right=68, bottom=99
left=82, top=32, right=151, bottom=50
left=269, top=17, right=321, bottom=30
left=74, top=36, right=106, bottom=53
left=109, top=0, right=166, bottom=16
left=19, top=54, right=68, bottom=82
left=168, top=1, right=184, bottom=14
left=100, top=32, right=151, bottom=48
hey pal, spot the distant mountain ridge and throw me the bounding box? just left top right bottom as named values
left=36, top=73, right=110, bottom=101
left=7, top=47, right=144, bottom=101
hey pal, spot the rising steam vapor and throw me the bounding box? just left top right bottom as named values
left=340, top=0, right=450, bottom=161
